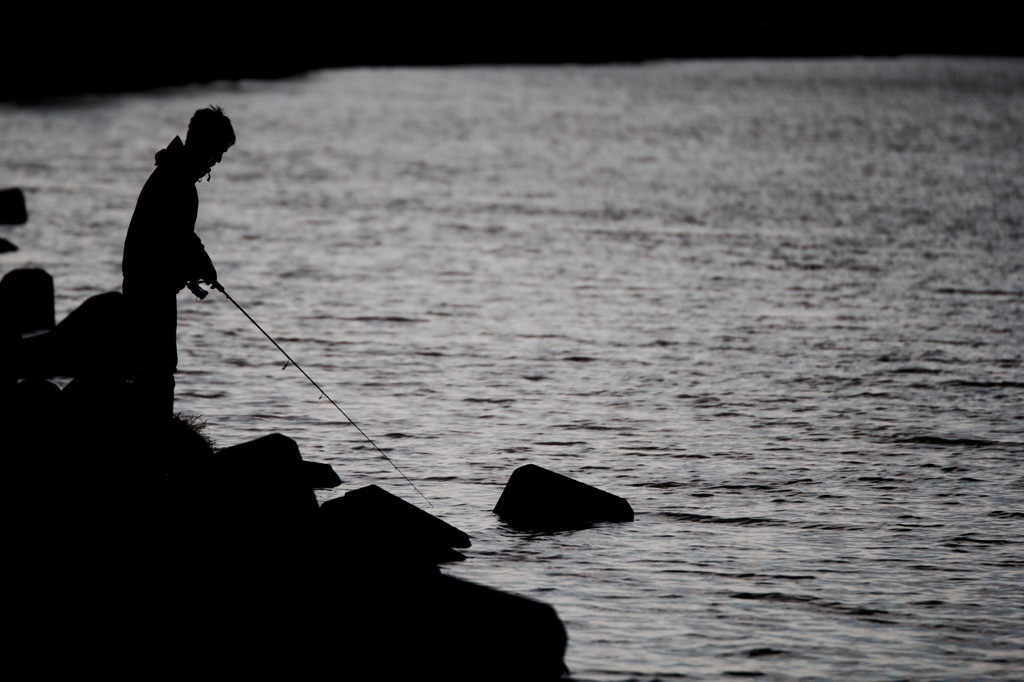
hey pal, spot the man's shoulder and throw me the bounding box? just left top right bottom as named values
left=143, top=164, right=197, bottom=191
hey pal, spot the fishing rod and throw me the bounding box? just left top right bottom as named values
left=188, top=280, right=432, bottom=507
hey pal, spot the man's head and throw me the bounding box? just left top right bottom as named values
left=185, top=105, right=236, bottom=169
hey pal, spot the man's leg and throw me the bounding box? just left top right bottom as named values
left=123, top=279, right=177, bottom=423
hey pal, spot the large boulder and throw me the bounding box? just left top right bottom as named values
left=317, top=486, right=567, bottom=681
left=12, top=290, right=137, bottom=380
left=166, top=432, right=336, bottom=555
left=320, top=483, right=471, bottom=567
left=321, top=570, right=569, bottom=681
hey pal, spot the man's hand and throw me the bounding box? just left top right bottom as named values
left=186, top=281, right=209, bottom=299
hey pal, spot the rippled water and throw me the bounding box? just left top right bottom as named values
left=3, top=57, right=1023, bottom=680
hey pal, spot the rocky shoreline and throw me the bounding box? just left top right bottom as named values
left=2, top=205, right=634, bottom=677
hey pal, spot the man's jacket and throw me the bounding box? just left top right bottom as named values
left=122, top=136, right=215, bottom=292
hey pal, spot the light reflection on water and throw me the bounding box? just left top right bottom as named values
left=2, top=57, right=1023, bottom=680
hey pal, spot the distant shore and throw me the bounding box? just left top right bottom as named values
left=4, top=10, right=1020, bottom=102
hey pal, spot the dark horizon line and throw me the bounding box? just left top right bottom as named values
left=4, top=10, right=1021, bottom=102
left=5, top=49, right=1022, bottom=102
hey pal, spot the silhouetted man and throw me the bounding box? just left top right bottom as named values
left=122, top=105, right=235, bottom=422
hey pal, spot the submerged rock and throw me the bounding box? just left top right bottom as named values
left=494, top=463, right=635, bottom=531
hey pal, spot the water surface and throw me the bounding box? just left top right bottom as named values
left=2, top=57, right=1022, bottom=680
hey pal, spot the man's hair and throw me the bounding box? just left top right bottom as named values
left=186, top=105, right=236, bottom=152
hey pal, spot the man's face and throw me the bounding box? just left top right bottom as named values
left=207, top=146, right=227, bottom=168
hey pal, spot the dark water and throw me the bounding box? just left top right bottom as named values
left=2, top=57, right=1022, bottom=680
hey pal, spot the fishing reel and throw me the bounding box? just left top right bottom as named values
left=187, top=279, right=225, bottom=299
left=186, top=280, right=209, bottom=299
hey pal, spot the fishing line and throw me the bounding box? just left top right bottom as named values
left=198, top=281, right=432, bottom=507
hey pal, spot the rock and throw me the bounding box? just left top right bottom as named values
left=316, top=486, right=568, bottom=680
left=0, top=267, right=54, bottom=336
left=0, top=188, right=27, bottom=224
left=179, top=433, right=325, bottom=549
left=12, top=290, right=137, bottom=380
left=328, top=570, right=569, bottom=681
left=320, top=483, right=471, bottom=567
left=494, top=463, right=634, bottom=531
left=304, top=459, right=343, bottom=489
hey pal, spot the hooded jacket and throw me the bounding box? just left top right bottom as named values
left=122, top=136, right=215, bottom=292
